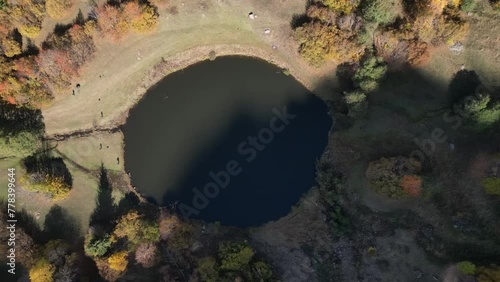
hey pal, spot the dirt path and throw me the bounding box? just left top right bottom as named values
left=41, top=0, right=339, bottom=136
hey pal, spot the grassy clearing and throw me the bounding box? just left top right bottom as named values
left=422, top=11, right=500, bottom=89
left=0, top=157, right=98, bottom=235
left=0, top=157, right=22, bottom=200
left=54, top=131, right=124, bottom=172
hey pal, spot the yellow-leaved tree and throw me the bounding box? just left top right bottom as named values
left=131, top=6, right=158, bottom=33
left=108, top=251, right=128, bottom=272
left=1, top=38, right=22, bottom=57
left=29, top=258, right=55, bottom=282
left=323, top=0, right=360, bottom=14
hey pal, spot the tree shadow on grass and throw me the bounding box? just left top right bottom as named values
left=44, top=205, right=81, bottom=242
left=0, top=199, right=44, bottom=243
left=448, top=69, right=481, bottom=105
left=89, top=165, right=116, bottom=232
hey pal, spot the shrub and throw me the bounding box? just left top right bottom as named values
left=107, top=251, right=128, bottom=272
left=361, top=0, right=401, bottom=25
left=481, top=177, right=500, bottom=195
left=209, top=50, right=216, bottom=61
left=457, top=261, right=476, bottom=275
left=316, top=157, right=352, bottom=236
left=453, top=86, right=500, bottom=130
left=46, top=0, right=74, bottom=19
left=344, top=90, right=368, bottom=117
left=400, top=175, right=423, bottom=196
left=366, top=157, right=422, bottom=198
left=461, top=0, right=476, bottom=12
left=253, top=261, right=273, bottom=280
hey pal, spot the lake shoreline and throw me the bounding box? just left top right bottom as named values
left=44, top=45, right=323, bottom=138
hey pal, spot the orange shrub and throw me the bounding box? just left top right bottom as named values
left=400, top=175, right=423, bottom=196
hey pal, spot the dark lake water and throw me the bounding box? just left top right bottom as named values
left=123, top=56, right=332, bottom=227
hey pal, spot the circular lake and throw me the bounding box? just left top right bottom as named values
left=123, top=56, right=332, bottom=227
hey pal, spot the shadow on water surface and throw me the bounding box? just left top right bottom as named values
left=164, top=95, right=331, bottom=227
left=123, top=56, right=332, bottom=227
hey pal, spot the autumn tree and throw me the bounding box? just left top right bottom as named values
left=323, top=0, right=361, bottom=14
left=108, top=251, right=128, bottom=272
left=1, top=37, right=21, bottom=57
left=114, top=210, right=160, bottom=248
left=135, top=242, right=158, bottom=268
left=159, top=212, right=181, bottom=240
left=36, top=21, right=95, bottom=92
left=130, top=5, right=158, bottom=33
left=9, top=0, right=46, bottom=38
left=366, top=157, right=422, bottom=198
left=46, top=0, right=75, bottom=20
left=0, top=55, right=52, bottom=107
left=96, top=4, right=127, bottom=42
left=159, top=211, right=194, bottom=252
left=96, top=1, right=158, bottom=41
left=37, top=49, right=77, bottom=90
left=29, top=258, right=56, bottom=282
left=295, top=21, right=362, bottom=65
